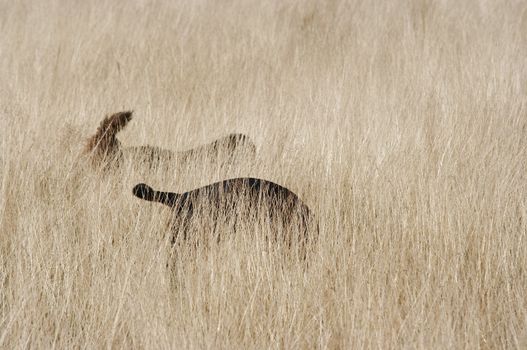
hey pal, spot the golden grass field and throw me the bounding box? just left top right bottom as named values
left=1, top=0, right=526, bottom=348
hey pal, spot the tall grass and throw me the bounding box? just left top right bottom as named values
left=1, top=0, right=526, bottom=348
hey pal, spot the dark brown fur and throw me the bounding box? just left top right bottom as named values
left=84, top=111, right=133, bottom=168
left=132, top=178, right=317, bottom=253
left=84, top=111, right=256, bottom=170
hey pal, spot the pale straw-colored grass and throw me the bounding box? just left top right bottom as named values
left=1, top=0, right=526, bottom=348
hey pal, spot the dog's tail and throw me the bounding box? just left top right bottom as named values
left=84, top=111, right=133, bottom=167
left=133, top=183, right=178, bottom=207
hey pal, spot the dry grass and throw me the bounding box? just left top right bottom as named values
left=1, top=0, right=527, bottom=348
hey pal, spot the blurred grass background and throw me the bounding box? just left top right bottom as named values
left=0, top=0, right=526, bottom=348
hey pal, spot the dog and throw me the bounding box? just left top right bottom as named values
left=132, top=178, right=317, bottom=255
left=84, top=111, right=256, bottom=170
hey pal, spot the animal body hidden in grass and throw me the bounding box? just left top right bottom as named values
left=132, top=178, right=317, bottom=258
left=84, top=111, right=256, bottom=171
